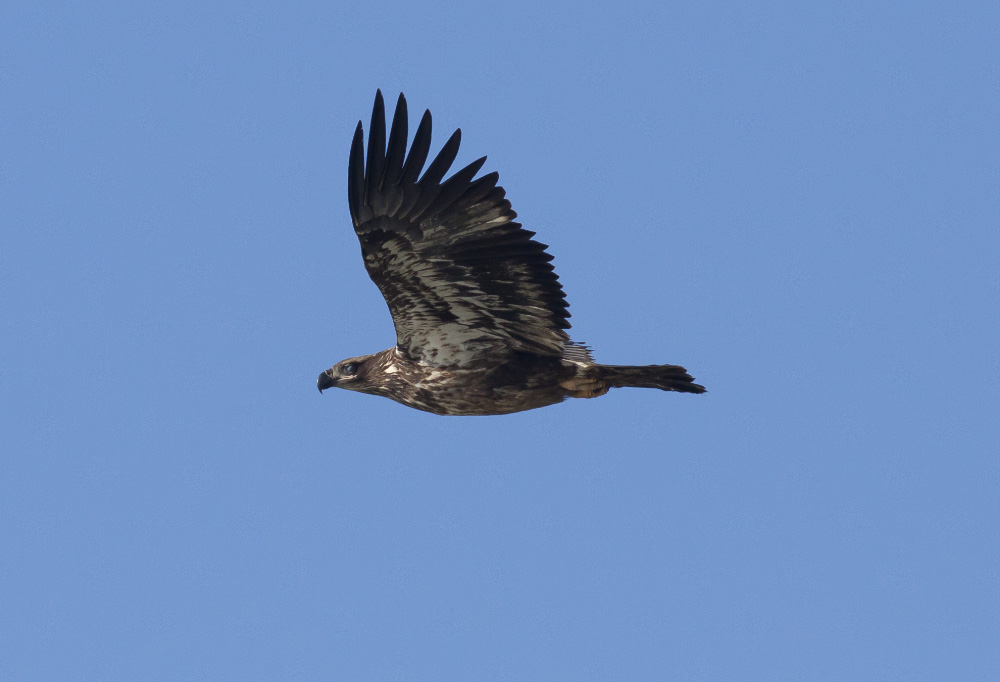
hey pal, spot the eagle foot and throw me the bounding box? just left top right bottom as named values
left=560, top=376, right=610, bottom=399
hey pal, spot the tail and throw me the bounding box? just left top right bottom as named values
left=592, top=363, right=706, bottom=394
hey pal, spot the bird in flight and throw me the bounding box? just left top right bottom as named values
left=317, top=91, right=705, bottom=415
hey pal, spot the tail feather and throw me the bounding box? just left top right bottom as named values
left=594, top=363, right=706, bottom=394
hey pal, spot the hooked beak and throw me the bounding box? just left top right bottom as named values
left=317, top=370, right=337, bottom=393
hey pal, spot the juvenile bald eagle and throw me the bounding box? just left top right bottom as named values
left=317, top=91, right=705, bottom=415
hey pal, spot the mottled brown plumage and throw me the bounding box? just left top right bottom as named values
left=317, top=91, right=705, bottom=415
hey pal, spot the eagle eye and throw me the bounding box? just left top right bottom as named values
left=342, top=362, right=359, bottom=375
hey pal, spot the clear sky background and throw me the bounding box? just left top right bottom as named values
left=3, top=1, right=998, bottom=680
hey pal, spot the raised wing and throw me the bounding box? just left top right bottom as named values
left=347, top=90, right=571, bottom=367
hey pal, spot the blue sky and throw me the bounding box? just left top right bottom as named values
left=3, top=1, right=998, bottom=680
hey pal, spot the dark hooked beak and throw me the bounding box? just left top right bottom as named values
left=317, top=370, right=336, bottom=393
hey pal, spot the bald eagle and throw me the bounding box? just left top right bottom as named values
left=317, top=91, right=705, bottom=415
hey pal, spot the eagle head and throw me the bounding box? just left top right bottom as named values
left=317, top=355, right=375, bottom=393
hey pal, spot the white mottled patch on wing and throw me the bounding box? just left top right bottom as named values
left=561, top=341, right=595, bottom=367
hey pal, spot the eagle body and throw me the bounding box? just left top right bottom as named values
left=317, top=91, right=705, bottom=416
left=322, top=348, right=572, bottom=416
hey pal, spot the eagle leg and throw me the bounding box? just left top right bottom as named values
left=559, top=375, right=610, bottom=399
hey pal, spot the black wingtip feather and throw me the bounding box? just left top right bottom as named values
left=382, top=93, right=408, bottom=190
left=365, top=91, right=386, bottom=211
left=348, top=121, right=365, bottom=224
left=402, top=128, right=463, bottom=220
left=419, top=128, right=462, bottom=187
left=418, top=155, right=488, bottom=220
left=400, top=110, right=432, bottom=188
